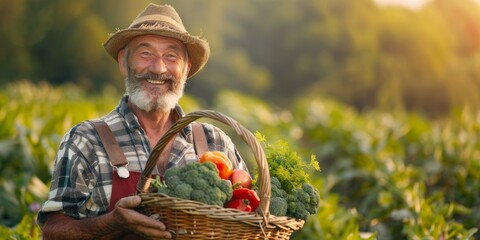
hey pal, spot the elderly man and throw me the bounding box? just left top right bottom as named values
left=38, top=4, right=247, bottom=239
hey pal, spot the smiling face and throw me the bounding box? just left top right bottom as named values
left=118, top=35, right=191, bottom=113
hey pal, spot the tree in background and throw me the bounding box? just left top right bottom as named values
left=0, top=0, right=479, bottom=117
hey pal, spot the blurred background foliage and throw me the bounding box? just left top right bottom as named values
left=1, top=0, right=479, bottom=117
left=2, top=81, right=480, bottom=239
left=2, top=0, right=480, bottom=239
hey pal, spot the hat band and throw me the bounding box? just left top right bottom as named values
left=128, top=15, right=186, bottom=32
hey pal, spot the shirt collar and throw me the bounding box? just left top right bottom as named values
left=116, top=95, right=191, bottom=136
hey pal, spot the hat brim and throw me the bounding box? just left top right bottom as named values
left=103, top=29, right=210, bottom=79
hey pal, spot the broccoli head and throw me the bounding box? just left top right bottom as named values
left=269, top=197, right=288, bottom=216
left=191, top=189, right=206, bottom=202
left=204, top=187, right=225, bottom=206
left=302, top=183, right=320, bottom=214
left=286, top=198, right=310, bottom=220
left=270, top=176, right=288, bottom=199
left=218, top=179, right=233, bottom=201
left=164, top=175, right=182, bottom=188
left=264, top=176, right=320, bottom=220
left=155, top=162, right=232, bottom=206
left=285, top=183, right=320, bottom=220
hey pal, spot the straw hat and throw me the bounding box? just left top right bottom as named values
left=103, top=4, right=210, bottom=78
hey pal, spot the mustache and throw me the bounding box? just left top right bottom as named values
left=133, top=72, right=176, bottom=82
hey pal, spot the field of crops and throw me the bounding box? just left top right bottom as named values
left=1, top=81, right=479, bottom=239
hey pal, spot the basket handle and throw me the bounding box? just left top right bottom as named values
left=136, top=110, right=271, bottom=216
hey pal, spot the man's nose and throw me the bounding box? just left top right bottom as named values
left=149, top=57, right=168, bottom=74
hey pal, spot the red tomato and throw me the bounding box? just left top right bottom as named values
left=199, top=151, right=233, bottom=180
left=230, top=169, right=252, bottom=189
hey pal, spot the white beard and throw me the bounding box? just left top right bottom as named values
left=125, top=76, right=185, bottom=113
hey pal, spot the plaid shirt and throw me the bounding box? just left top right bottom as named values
left=38, top=96, right=247, bottom=224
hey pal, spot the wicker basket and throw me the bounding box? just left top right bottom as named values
left=136, top=110, right=304, bottom=239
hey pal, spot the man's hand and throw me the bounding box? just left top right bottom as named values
left=111, top=195, right=172, bottom=239
left=41, top=196, right=172, bottom=239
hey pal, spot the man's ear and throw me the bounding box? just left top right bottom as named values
left=187, top=58, right=192, bottom=75
left=118, top=49, right=127, bottom=76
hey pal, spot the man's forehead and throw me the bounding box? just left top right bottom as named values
left=128, top=35, right=186, bottom=51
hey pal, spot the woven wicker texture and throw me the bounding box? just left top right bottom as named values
left=136, top=110, right=304, bottom=239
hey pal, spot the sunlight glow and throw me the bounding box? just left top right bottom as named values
left=373, top=0, right=432, bottom=10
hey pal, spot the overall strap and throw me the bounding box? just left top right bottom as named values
left=90, top=120, right=209, bottom=168
left=191, top=122, right=209, bottom=157
left=89, top=120, right=137, bottom=214
left=88, top=120, right=128, bottom=167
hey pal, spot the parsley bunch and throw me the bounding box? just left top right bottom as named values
left=255, top=133, right=320, bottom=192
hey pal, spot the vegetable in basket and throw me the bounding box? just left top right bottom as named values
left=268, top=176, right=320, bottom=220
left=256, top=133, right=320, bottom=192
left=254, top=134, right=321, bottom=220
left=269, top=177, right=288, bottom=216
left=225, top=188, right=260, bottom=212
left=230, top=169, right=252, bottom=189
left=152, top=161, right=233, bottom=207
left=199, top=151, right=233, bottom=180
left=285, top=183, right=320, bottom=220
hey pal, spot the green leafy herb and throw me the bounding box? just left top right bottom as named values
left=256, top=132, right=320, bottom=192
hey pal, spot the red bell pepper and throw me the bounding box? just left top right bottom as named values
left=224, top=188, right=260, bottom=212
left=225, top=199, right=252, bottom=212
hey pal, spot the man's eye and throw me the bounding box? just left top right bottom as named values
left=141, top=51, right=152, bottom=56
left=165, top=54, right=178, bottom=60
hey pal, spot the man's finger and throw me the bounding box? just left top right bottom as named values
left=116, top=195, right=141, bottom=209
left=137, top=225, right=172, bottom=239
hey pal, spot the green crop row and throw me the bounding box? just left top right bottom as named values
left=1, top=81, right=479, bottom=239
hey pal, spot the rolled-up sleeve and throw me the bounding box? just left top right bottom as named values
left=37, top=127, right=100, bottom=225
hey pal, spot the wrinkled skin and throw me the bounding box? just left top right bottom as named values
left=41, top=196, right=172, bottom=239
